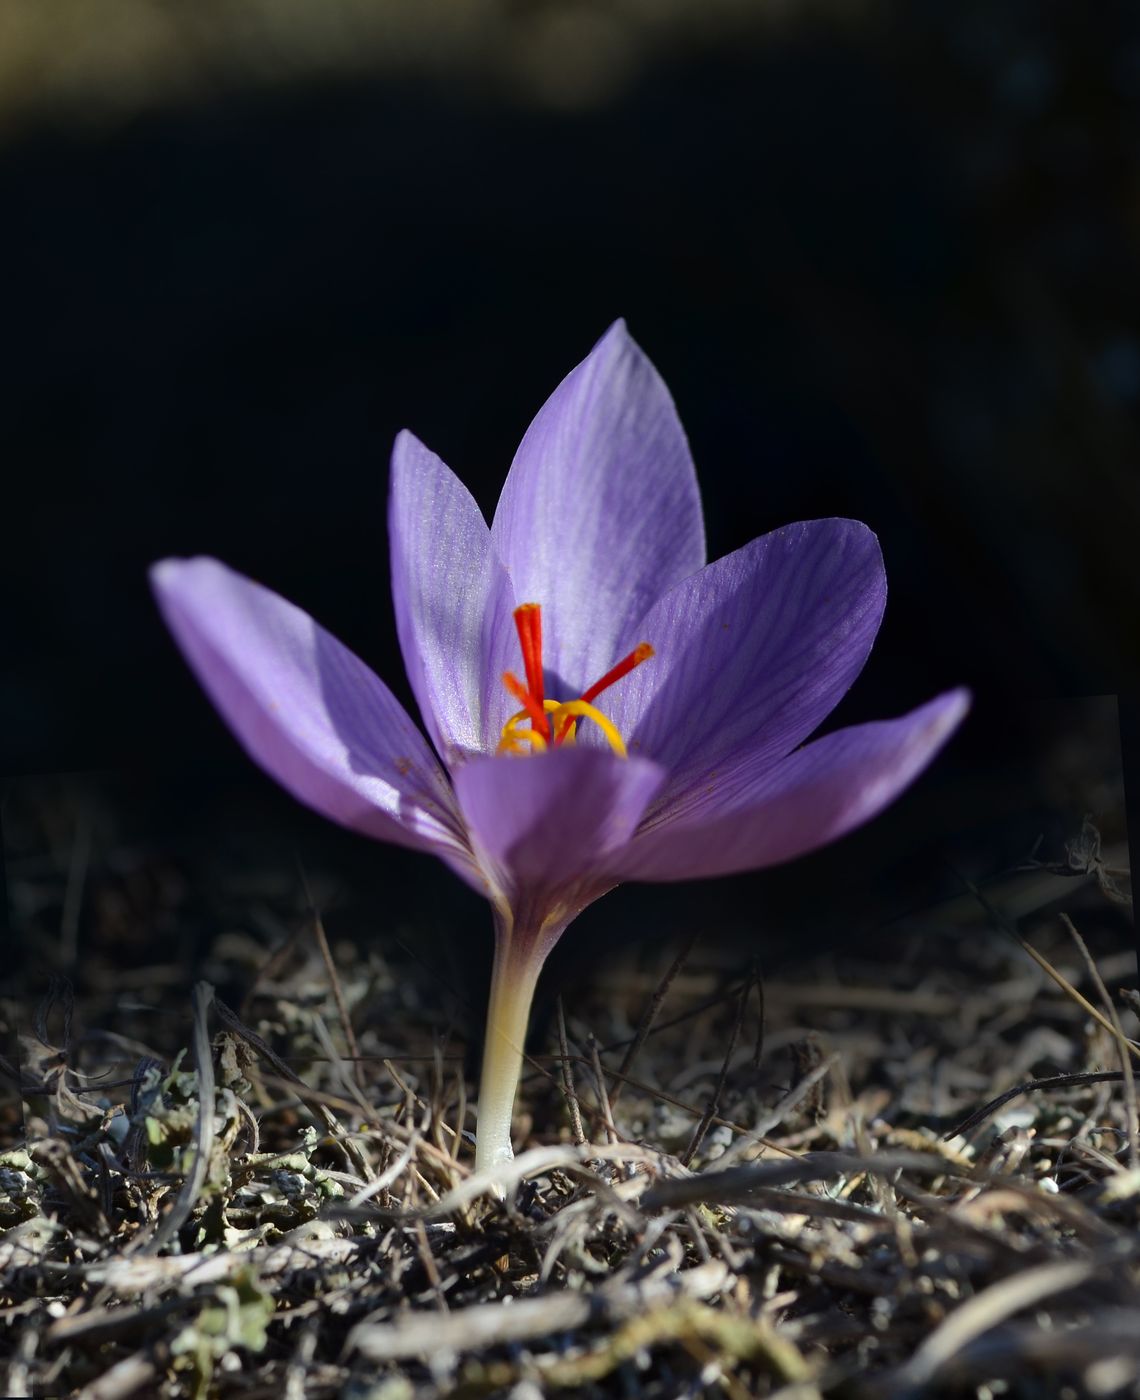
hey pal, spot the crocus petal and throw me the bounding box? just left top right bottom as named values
left=490, top=320, right=705, bottom=696
left=452, top=747, right=666, bottom=938
left=389, top=430, right=518, bottom=763
left=610, top=689, right=970, bottom=882
left=151, top=557, right=479, bottom=883
left=604, top=520, right=886, bottom=804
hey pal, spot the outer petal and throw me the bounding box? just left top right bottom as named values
left=151, top=557, right=479, bottom=883
left=452, top=746, right=666, bottom=937
left=609, top=689, right=970, bottom=881
left=605, top=520, right=887, bottom=803
left=389, top=431, right=518, bottom=763
left=490, top=320, right=705, bottom=696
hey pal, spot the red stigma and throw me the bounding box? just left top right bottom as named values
left=513, top=604, right=545, bottom=709
left=579, top=642, right=655, bottom=705
left=555, top=642, right=655, bottom=744
left=510, top=603, right=549, bottom=741
left=502, top=670, right=550, bottom=741
left=507, top=603, right=653, bottom=750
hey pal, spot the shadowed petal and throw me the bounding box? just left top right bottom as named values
left=604, top=520, right=886, bottom=802
left=453, top=747, right=666, bottom=940
left=389, top=431, right=519, bottom=764
left=608, top=689, right=969, bottom=881
left=150, top=557, right=478, bottom=882
left=491, top=321, right=705, bottom=696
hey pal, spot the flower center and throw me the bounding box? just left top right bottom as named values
left=497, top=603, right=653, bottom=758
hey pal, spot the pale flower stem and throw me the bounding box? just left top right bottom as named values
left=474, top=930, right=543, bottom=1178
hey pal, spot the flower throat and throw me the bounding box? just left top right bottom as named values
left=497, top=603, right=652, bottom=757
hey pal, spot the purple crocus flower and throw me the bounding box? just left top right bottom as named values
left=151, top=321, right=969, bottom=1176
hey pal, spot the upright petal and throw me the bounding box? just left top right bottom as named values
left=453, top=747, right=666, bottom=950
left=389, top=431, right=519, bottom=764
left=610, top=690, right=970, bottom=882
left=151, top=557, right=478, bottom=882
left=605, top=519, right=887, bottom=802
left=491, top=321, right=705, bottom=696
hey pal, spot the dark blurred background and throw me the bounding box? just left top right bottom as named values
left=2, top=1, right=1137, bottom=1003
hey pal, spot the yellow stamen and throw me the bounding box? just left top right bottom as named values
left=547, top=700, right=627, bottom=757
left=496, top=604, right=649, bottom=760
left=498, top=698, right=627, bottom=757
left=498, top=708, right=550, bottom=754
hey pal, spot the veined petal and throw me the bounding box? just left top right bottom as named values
left=605, top=519, right=887, bottom=803
left=389, top=431, right=518, bottom=763
left=150, top=557, right=478, bottom=882
left=452, top=746, right=666, bottom=942
left=611, top=689, right=970, bottom=881
left=491, top=321, right=705, bottom=696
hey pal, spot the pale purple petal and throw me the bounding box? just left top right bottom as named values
left=150, top=557, right=480, bottom=884
left=610, top=689, right=970, bottom=881
left=604, top=520, right=886, bottom=803
left=389, top=431, right=519, bottom=764
left=452, top=747, right=666, bottom=937
left=490, top=321, right=705, bottom=697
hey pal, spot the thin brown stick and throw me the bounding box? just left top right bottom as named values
left=452, top=1068, right=468, bottom=1164
left=1061, top=912, right=1139, bottom=1170
left=239, top=928, right=302, bottom=1023
left=957, top=869, right=1140, bottom=1060
left=414, top=1217, right=449, bottom=1312
left=681, top=964, right=751, bottom=1168
left=556, top=997, right=586, bottom=1148
left=943, top=1070, right=1125, bottom=1141
left=610, top=931, right=698, bottom=1111
left=570, top=1056, right=800, bottom=1159
left=751, top=963, right=765, bottom=1069
left=310, top=1014, right=374, bottom=1123
left=891, top=1257, right=1096, bottom=1390
left=596, top=973, right=750, bottom=1057
left=212, top=993, right=375, bottom=1180
left=1018, top=933, right=1140, bottom=1059
left=298, top=862, right=364, bottom=1091
left=588, top=1035, right=617, bottom=1145
left=138, top=982, right=215, bottom=1257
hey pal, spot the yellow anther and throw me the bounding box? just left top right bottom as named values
left=497, top=709, right=549, bottom=755
left=498, top=602, right=651, bottom=761
left=547, top=700, right=627, bottom=757
left=497, top=698, right=626, bottom=758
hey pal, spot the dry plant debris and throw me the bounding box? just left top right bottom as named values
left=2, top=832, right=1137, bottom=1399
